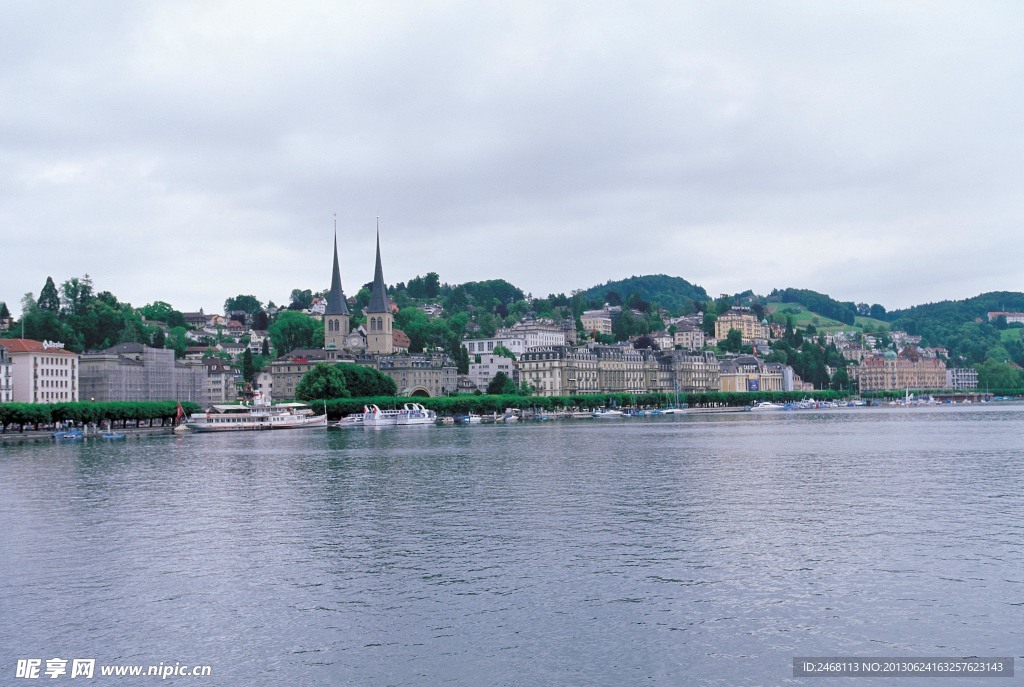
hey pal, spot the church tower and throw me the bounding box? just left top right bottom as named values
left=365, top=223, right=394, bottom=355
left=323, top=225, right=350, bottom=353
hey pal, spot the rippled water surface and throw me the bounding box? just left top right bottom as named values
left=2, top=406, right=1022, bottom=685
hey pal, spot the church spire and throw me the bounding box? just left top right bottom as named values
left=324, top=216, right=349, bottom=316
left=365, top=217, right=392, bottom=314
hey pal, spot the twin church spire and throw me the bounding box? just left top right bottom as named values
left=324, top=217, right=393, bottom=355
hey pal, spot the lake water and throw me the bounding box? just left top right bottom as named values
left=1, top=405, right=1021, bottom=686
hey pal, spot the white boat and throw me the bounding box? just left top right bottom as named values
left=397, top=403, right=437, bottom=426
left=750, top=401, right=786, bottom=411
left=592, top=408, right=625, bottom=418
left=661, top=407, right=685, bottom=415
left=454, top=413, right=482, bottom=425
left=361, top=403, right=437, bottom=427
left=332, top=414, right=364, bottom=428
left=185, top=392, right=327, bottom=432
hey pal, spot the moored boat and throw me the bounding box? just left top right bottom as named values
left=185, top=392, right=327, bottom=432
left=750, top=401, right=786, bottom=411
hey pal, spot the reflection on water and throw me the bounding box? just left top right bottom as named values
left=2, top=406, right=1022, bottom=685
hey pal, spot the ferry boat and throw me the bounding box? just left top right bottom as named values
left=361, top=403, right=437, bottom=427
left=185, top=392, right=327, bottom=432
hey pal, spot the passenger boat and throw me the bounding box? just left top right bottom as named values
left=592, top=408, right=625, bottom=418
left=185, top=392, right=327, bottom=432
left=360, top=403, right=437, bottom=427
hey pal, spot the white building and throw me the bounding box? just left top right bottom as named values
left=946, top=367, right=979, bottom=390
left=469, top=355, right=516, bottom=391
left=0, top=345, right=12, bottom=403
left=4, top=338, right=79, bottom=403
left=463, top=336, right=527, bottom=357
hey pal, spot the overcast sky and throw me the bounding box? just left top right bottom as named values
left=3, top=1, right=1023, bottom=317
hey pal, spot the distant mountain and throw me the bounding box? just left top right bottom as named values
left=579, top=275, right=709, bottom=312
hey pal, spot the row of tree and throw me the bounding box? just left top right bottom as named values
left=0, top=401, right=201, bottom=432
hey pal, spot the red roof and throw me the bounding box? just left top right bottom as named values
left=1, top=338, right=77, bottom=354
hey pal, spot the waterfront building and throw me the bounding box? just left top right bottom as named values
left=718, top=354, right=785, bottom=393
left=0, top=345, right=12, bottom=403
left=204, top=358, right=243, bottom=403
left=4, top=338, right=79, bottom=403
left=857, top=347, right=947, bottom=391
left=373, top=353, right=457, bottom=397
left=266, top=349, right=328, bottom=400
left=946, top=367, right=979, bottom=390
left=79, top=343, right=208, bottom=403
left=519, top=346, right=599, bottom=396
left=666, top=350, right=720, bottom=393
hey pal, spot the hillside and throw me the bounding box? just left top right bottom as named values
left=579, top=275, right=709, bottom=312
left=887, top=291, right=1024, bottom=326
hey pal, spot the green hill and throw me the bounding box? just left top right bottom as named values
left=579, top=275, right=709, bottom=312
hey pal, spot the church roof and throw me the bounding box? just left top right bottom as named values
left=365, top=226, right=393, bottom=314
left=324, top=230, right=350, bottom=316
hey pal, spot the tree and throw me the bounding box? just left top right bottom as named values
left=224, top=295, right=263, bottom=315
left=241, top=349, right=255, bottom=383
left=268, top=310, right=319, bottom=355
left=869, top=304, right=887, bottom=320
left=336, top=363, right=398, bottom=396
left=722, top=328, right=743, bottom=353
left=486, top=371, right=518, bottom=395
left=251, top=310, right=270, bottom=330
left=289, top=289, right=314, bottom=310
left=0, top=301, right=9, bottom=320
left=492, top=344, right=517, bottom=360
left=60, top=275, right=95, bottom=317
left=139, top=301, right=186, bottom=328
left=38, top=277, right=61, bottom=312
left=295, top=363, right=351, bottom=401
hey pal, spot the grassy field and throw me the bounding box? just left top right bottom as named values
left=999, top=327, right=1024, bottom=342
left=765, top=303, right=888, bottom=332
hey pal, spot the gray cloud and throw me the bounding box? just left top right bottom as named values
left=3, top=1, right=1023, bottom=315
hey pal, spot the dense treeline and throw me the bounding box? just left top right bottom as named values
left=579, top=275, right=709, bottom=313
left=0, top=401, right=201, bottom=432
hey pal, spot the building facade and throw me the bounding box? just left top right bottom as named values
left=857, top=348, right=948, bottom=391
left=469, top=354, right=516, bottom=391
left=946, top=367, right=979, bottom=390
left=714, top=308, right=768, bottom=344
left=0, top=345, right=12, bottom=403
left=4, top=339, right=79, bottom=403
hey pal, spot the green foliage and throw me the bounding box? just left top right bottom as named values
left=38, top=277, right=61, bottom=312
left=491, top=344, right=516, bottom=360
left=579, top=275, right=709, bottom=313
left=336, top=363, right=398, bottom=397
left=975, top=359, right=1023, bottom=389
left=0, top=401, right=201, bottom=432
left=268, top=310, right=319, bottom=355
left=0, top=301, right=10, bottom=319
left=289, top=289, right=314, bottom=309
left=224, top=294, right=263, bottom=314
left=486, top=371, right=518, bottom=395
left=721, top=328, right=744, bottom=353
left=771, top=288, right=857, bottom=326
left=295, top=362, right=351, bottom=401
left=139, top=301, right=186, bottom=328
